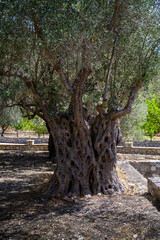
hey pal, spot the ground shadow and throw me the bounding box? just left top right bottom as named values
left=144, top=192, right=160, bottom=212
left=1, top=151, right=160, bottom=240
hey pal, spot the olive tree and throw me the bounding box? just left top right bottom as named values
left=0, top=105, right=22, bottom=136
left=0, top=0, right=159, bottom=196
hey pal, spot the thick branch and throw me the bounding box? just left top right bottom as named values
left=18, top=102, right=44, bottom=120
left=111, top=78, right=143, bottom=119
left=74, top=68, right=92, bottom=94
left=73, top=67, right=92, bottom=125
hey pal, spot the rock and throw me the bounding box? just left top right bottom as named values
left=148, top=177, right=160, bottom=201
left=128, top=183, right=135, bottom=189
left=74, top=199, right=80, bottom=204
left=133, top=234, right=138, bottom=238
left=63, top=196, right=73, bottom=203
left=85, top=194, right=91, bottom=199
left=97, top=193, right=102, bottom=196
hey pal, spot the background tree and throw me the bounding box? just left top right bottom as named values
left=0, top=0, right=159, bottom=197
left=0, top=68, right=55, bottom=158
left=120, top=94, right=148, bottom=141
left=14, top=115, right=47, bottom=137
left=120, top=74, right=160, bottom=141
left=141, top=96, right=160, bottom=140
left=0, top=106, right=22, bottom=136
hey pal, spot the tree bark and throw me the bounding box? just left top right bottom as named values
left=48, top=133, right=56, bottom=162
left=1, top=125, right=8, bottom=137
left=91, top=115, right=123, bottom=194
left=42, top=112, right=124, bottom=197
left=46, top=123, right=56, bottom=162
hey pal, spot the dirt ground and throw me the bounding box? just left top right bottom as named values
left=0, top=151, right=160, bottom=240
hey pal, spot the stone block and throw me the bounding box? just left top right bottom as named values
left=0, top=143, right=48, bottom=151
left=151, top=166, right=156, bottom=171
left=26, top=140, right=35, bottom=145
left=152, top=174, right=159, bottom=178
left=125, top=142, right=133, bottom=148
left=148, top=177, right=160, bottom=201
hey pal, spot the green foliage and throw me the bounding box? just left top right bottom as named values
left=31, top=116, right=47, bottom=134
left=120, top=95, right=147, bottom=141
left=14, top=118, right=33, bottom=131
left=141, top=96, right=160, bottom=139
left=0, top=106, right=22, bottom=135
left=14, top=115, right=47, bottom=135
left=0, top=0, right=159, bottom=119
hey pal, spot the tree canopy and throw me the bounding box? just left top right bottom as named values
left=0, top=0, right=159, bottom=116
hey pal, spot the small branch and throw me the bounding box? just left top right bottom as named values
left=144, top=38, right=160, bottom=60
left=0, top=103, right=21, bottom=110
left=103, top=35, right=117, bottom=101
left=110, top=78, right=143, bottom=119
left=0, top=70, right=56, bottom=126
left=96, top=100, right=108, bottom=118
left=82, top=37, right=87, bottom=68
left=32, top=14, right=41, bottom=38
left=54, top=58, right=74, bottom=96
left=0, top=81, right=8, bottom=87
left=35, top=52, right=41, bottom=81
left=32, top=14, right=74, bottom=96
left=107, top=0, right=125, bottom=32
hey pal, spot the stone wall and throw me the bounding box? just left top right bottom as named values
left=0, top=140, right=160, bottom=154
left=0, top=137, right=48, bottom=144
left=130, top=160, right=160, bottom=178
left=0, top=140, right=48, bottom=151
left=128, top=160, right=160, bottom=201
left=117, top=146, right=160, bottom=155
left=119, top=141, right=160, bottom=148
left=148, top=177, right=160, bottom=201
left=3, top=131, right=49, bottom=138
left=133, top=141, right=160, bottom=148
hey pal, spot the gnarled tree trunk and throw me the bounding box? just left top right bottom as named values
left=42, top=112, right=124, bottom=197
left=0, top=0, right=145, bottom=198
left=1, top=69, right=142, bottom=197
